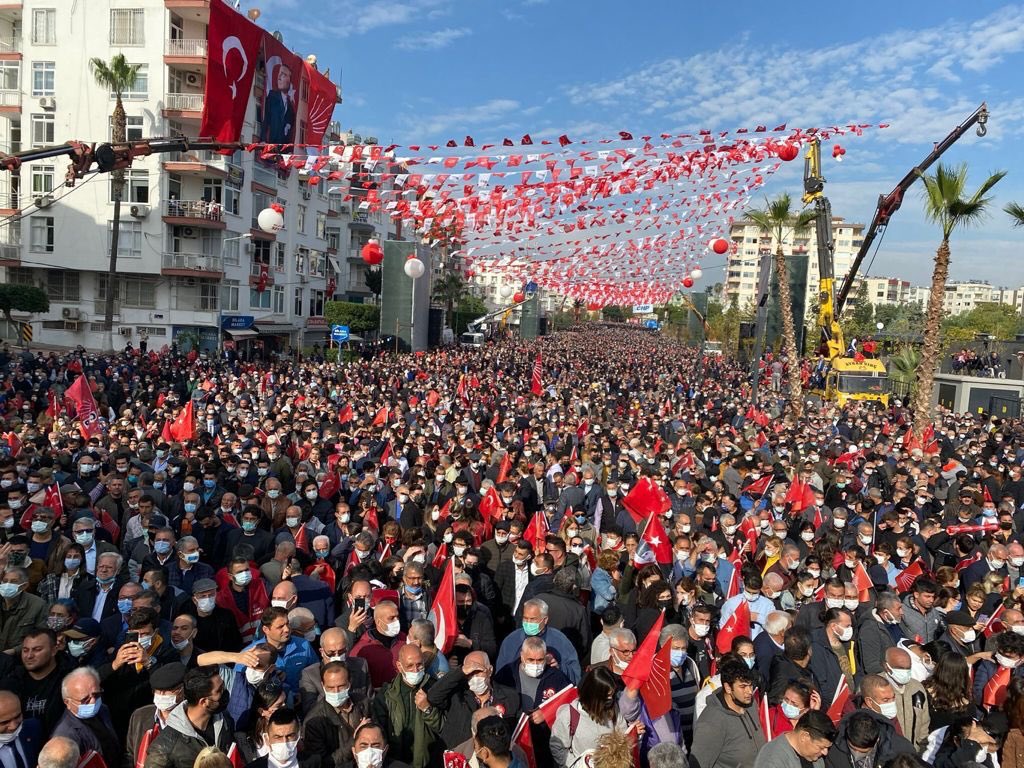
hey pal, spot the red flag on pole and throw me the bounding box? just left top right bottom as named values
left=622, top=610, right=665, bottom=688
left=530, top=354, right=543, bottom=396
left=44, top=484, right=63, bottom=515
left=744, top=474, right=773, bottom=497
left=479, top=485, right=503, bottom=522
left=536, top=684, right=579, bottom=726
left=65, top=374, right=101, bottom=438
left=641, top=512, right=673, bottom=564
left=523, top=510, right=550, bottom=553
left=983, top=604, right=1007, bottom=638
left=339, top=403, right=354, bottom=424
left=784, top=476, right=816, bottom=513
left=984, top=665, right=1012, bottom=708
left=758, top=693, right=772, bottom=742
left=623, top=477, right=672, bottom=524
left=431, top=542, right=449, bottom=570
left=894, top=560, right=925, bottom=594
left=576, top=419, right=590, bottom=442
left=622, top=610, right=673, bottom=719
left=853, top=561, right=874, bottom=602
left=496, top=452, right=513, bottom=484
left=428, top=559, right=458, bottom=654
left=169, top=400, right=195, bottom=442
left=371, top=406, right=389, bottom=427
left=827, top=675, right=850, bottom=724
left=716, top=598, right=751, bottom=655
left=511, top=714, right=535, bottom=768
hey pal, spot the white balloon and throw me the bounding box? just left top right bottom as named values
left=404, top=257, right=425, bottom=279
left=690, top=268, right=702, bottom=279
left=256, top=207, right=284, bottom=233
left=498, top=285, right=514, bottom=299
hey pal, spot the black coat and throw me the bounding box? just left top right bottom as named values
left=823, top=709, right=915, bottom=768
left=516, top=573, right=554, bottom=619
left=532, top=588, right=591, bottom=658
left=451, top=603, right=498, bottom=665
left=426, top=667, right=522, bottom=750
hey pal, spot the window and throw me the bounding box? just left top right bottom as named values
left=111, top=169, right=149, bottom=204
left=295, top=247, right=306, bottom=275
left=47, top=271, right=79, bottom=302
left=98, top=276, right=156, bottom=309
left=308, top=289, right=324, bottom=317
left=202, top=178, right=222, bottom=204
left=294, top=287, right=303, bottom=316
left=0, top=62, right=19, bottom=92
left=32, top=9, right=56, bottom=45
left=297, top=205, right=306, bottom=234
left=31, top=165, right=54, bottom=195
left=223, top=184, right=240, bottom=216
left=175, top=278, right=218, bottom=311
left=223, top=234, right=242, bottom=266
left=110, top=9, right=144, bottom=45
left=110, top=115, right=144, bottom=142
left=221, top=281, right=239, bottom=312
left=316, top=211, right=327, bottom=240
left=7, top=267, right=33, bottom=286
left=29, top=216, right=53, bottom=252
left=272, top=285, right=285, bottom=314
left=31, top=62, right=54, bottom=97
left=114, top=65, right=147, bottom=100
left=273, top=242, right=286, bottom=271
left=31, top=114, right=54, bottom=147
left=250, top=287, right=271, bottom=310
left=253, top=239, right=271, bottom=266
left=107, top=220, right=142, bottom=259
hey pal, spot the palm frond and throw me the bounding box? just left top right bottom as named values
left=1007, top=202, right=1024, bottom=228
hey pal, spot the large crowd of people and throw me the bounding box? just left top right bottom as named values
left=0, top=326, right=1019, bottom=768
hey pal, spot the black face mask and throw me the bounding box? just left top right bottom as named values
left=1001, top=522, right=1014, bottom=531
left=209, top=688, right=230, bottom=714
left=457, top=604, right=473, bottom=621
left=657, top=598, right=673, bottom=611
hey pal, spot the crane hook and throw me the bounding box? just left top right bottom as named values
left=977, top=109, right=989, bottom=137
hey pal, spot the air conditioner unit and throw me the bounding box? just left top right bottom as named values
left=38, top=96, right=56, bottom=110
left=61, top=307, right=80, bottom=320
left=119, top=327, right=133, bottom=337
left=338, top=205, right=350, bottom=214
left=35, top=195, right=53, bottom=209
left=181, top=227, right=197, bottom=238
left=301, top=188, right=312, bottom=200
left=185, top=73, right=203, bottom=87
left=129, top=204, right=150, bottom=219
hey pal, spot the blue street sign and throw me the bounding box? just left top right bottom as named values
left=221, top=315, right=255, bottom=330
left=645, top=319, right=660, bottom=330
left=331, top=324, right=350, bottom=343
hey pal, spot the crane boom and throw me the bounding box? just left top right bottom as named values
left=834, top=102, right=989, bottom=316
left=802, top=139, right=844, bottom=360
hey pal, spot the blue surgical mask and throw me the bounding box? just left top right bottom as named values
left=242, top=521, right=257, bottom=532
left=184, top=503, right=198, bottom=514
left=203, top=479, right=216, bottom=489
left=154, top=541, right=172, bottom=555
left=405, top=585, right=423, bottom=597
left=184, top=552, right=200, bottom=564
left=128, top=476, right=138, bottom=485
left=780, top=701, right=802, bottom=720
left=744, top=657, right=756, bottom=669
left=141, top=581, right=152, bottom=592
left=670, top=649, right=687, bottom=666
left=97, top=575, right=116, bottom=586
left=153, top=482, right=164, bottom=490
left=68, top=640, right=90, bottom=658
left=315, top=550, right=329, bottom=560
left=117, top=598, right=133, bottom=614
left=76, top=699, right=101, bottom=719
left=64, top=557, right=81, bottom=571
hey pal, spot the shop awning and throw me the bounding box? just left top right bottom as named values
left=225, top=328, right=258, bottom=339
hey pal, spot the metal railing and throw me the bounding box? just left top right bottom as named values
left=164, top=199, right=224, bottom=221
left=164, top=92, right=203, bottom=111
left=0, top=242, right=18, bottom=261
left=165, top=38, right=207, bottom=57
left=0, top=89, right=19, bottom=106
left=0, top=38, right=20, bottom=54
left=162, top=251, right=224, bottom=272
left=165, top=149, right=227, bottom=166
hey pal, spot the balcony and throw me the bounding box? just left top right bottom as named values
left=0, top=37, right=19, bottom=58
left=162, top=199, right=226, bottom=229
left=0, top=240, right=18, bottom=265
left=164, top=0, right=209, bottom=11
left=165, top=38, right=208, bottom=61
left=161, top=251, right=224, bottom=277
left=0, top=88, right=19, bottom=111
left=248, top=261, right=275, bottom=287
left=162, top=92, right=202, bottom=117
left=163, top=149, right=228, bottom=177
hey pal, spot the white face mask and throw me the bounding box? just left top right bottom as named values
left=0, top=724, right=21, bottom=746
left=245, top=667, right=266, bottom=685
left=153, top=693, right=179, bottom=711
left=693, top=623, right=710, bottom=637
left=266, top=739, right=298, bottom=765
left=467, top=674, right=490, bottom=695
left=996, top=653, right=1020, bottom=669
left=382, top=619, right=401, bottom=638
left=355, top=747, right=385, bottom=768
left=960, top=628, right=977, bottom=644
left=825, top=597, right=845, bottom=610
left=801, top=531, right=815, bottom=542
left=835, top=625, right=853, bottom=642
left=844, top=599, right=859, bottom=611
left=523, top=662, right=545, bottom=678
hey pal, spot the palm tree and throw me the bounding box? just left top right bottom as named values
left=572, top=298, right=585, bottom=323
left=89, top=54, right=141, bottom=352
left=432, top=270, right=467, bottom=324
left=887, top=345, right=922, bottom=401
left=914, top=163, right=1006, bottom=433
left=1007, top=202, right=1024, bottom=227
left=745, top=194, right=816, bottom=419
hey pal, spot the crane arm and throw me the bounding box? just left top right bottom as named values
left=802, top=139, right=844, bottom=360
left=834, top=102, right=989, bottom=316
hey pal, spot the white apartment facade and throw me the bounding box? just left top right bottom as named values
left=0, top=0, right=397, bottom=354
left=848, top=276, right=912, bottom=308
left=468, top=267, right=564, bottom=315
left=723, top=216, right=865, bottom=313
left=941, top=281, right=995, bottom=316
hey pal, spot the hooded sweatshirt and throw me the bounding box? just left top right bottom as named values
left=690, top=688, right=765, bottom=768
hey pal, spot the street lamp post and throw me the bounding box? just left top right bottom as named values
left=218, top=233, right=251, bottom=357
left=404, top=254, right=425, bottom=352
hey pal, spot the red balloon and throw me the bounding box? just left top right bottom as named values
left=711, top=238, right=729, bottom=254
left=513, top=292, right=525, bottom=303
left=777, top=142, right=799, bottom=162
left=360, top=243, right=383, bottom=266
left=586, top=302, right=601, bottom=311
left=682, top=277, right=694, bottom=288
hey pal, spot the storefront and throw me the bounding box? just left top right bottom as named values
left=172, top=326, right=219, bottom=355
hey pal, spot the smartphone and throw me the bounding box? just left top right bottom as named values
left=125, top=631, right=139, bottom=644
left=353, top=597, right=367, bottom=612
left=978, top=614, right=989, bottom=625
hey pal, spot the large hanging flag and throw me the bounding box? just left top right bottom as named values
left=169, top=400, right=196, bottom=442
left=199, top=0, right=263, bottom=143
left=530, top=354, right=543, bottom=396
left=302, top=59, right=337, bottom=147
left=640, top=512, right=672, bottom=564
left=428, top=559, right=457, bottom=654
left=65, top=374, right=101, bottom=438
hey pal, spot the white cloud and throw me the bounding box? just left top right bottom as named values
left=396, top=27, right=470, bottom=51
left=402, top=98, right=522, bottom=137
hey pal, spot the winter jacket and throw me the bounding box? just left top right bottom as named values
left=855, top=612, right=899, bottom=675
left=426, top=666, right=522, bottom=749
left=0, top=590, right=48, bottom=652
left=142, top=701, right=234, bottom=768
left=370, top=673, right=444, bottom=768
left=823, top=709, right=915, bottom=768
left=689, top=687, right=765, bottom=768
left=300, top=695, right=369, bottom=768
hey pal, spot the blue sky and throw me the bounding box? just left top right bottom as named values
left=257, top=0, right=1024, bottom=286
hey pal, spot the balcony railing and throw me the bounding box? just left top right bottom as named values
left=165, top=38, right=207, bottom=57
left=164, top=199, right=224, bottom=221
left=165, top=149, right=227, bottom=166
left=0, top=38, right=19, bottom=54
left=164, top=92, right=203, bottom=111
left=162, top=251, right=223, bottom=272
left=0, top=89, right=19, bottom=106
left=0, top=242, right=18, bottom=260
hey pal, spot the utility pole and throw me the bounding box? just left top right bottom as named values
left=749, top=250, right=773, bottom=406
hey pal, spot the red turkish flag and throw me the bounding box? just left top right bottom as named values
left=479, top=486, right=503, bottom=522
left=641, top=512, right=672, bottom=564
left=983, top=604, right=1006, bottom=638
left=623, top=477, right=672, bottom=524
left=496, top=452, right=513, bottom=484
left=77, top=751, right=108, bottom=768
left=576, top=418, right=590, bottom=442
left=511, top=714, right=535, bottom=768
left=894, top=559, right=925, bottom=594
left=785, top=476, right=815, bottom=513
left=984, top=665, right=1012, bottom=708
left=161, top=419, right=174, bottom=444
left=827, top=675, right=849, bottom=724
left=428, top=559, right=458, bottom=654
left=716, top=597, right=751, bottom=655
left=852, top=561, right=874, bottom=602
left=303, top=60, right=337, bottom=147
left=134, top=724, right=160, bottom=768
left=44, top=484, right=63, bottom=515
left=758, top=694, right=772, bottom=742
left=169, top=400, right=195, bottom=442
left=744, top=474, right=773, bottom=497
left=426, top=389, right=441, bottom=408
left=226, top=744, right=244, bottom=768
left=536, top=683, right=579, bottom=727
left=338, top=403, right=354, bottom=424
left=199, top=0, right=262, bottom=143
left=371, top=406, right=389, bottom=427
left=523, top=510, right=550, bottom=554
left=442, top=752, right=469, bottom=768
left=318, top=471, right=340, bottom=500
left=431, top=541, right=449, bottom=570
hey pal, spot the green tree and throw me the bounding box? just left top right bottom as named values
left=745, top=195, right=816, bottom=419
left=89, top=54, right=141, bottom=352
left=844, top=281, right=875, bottom=341
left=1007, top=202, right=1024, bottom=227
left=942, top=302, right=1024, bottom=342
left=888, top=345, right=922, bottom=398
left=451, top=293, right=488, bottom=335
left=601, top=306, right=630, bottom=323
left=363, top=266, right=382, bottom=297
left=0, top=284, right=49, bottom=326
left=432, top=271, right=467, bottom=320
left=324, top=301, right=381, bottom=334
left=914, top=163, right=1006, bottom=434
